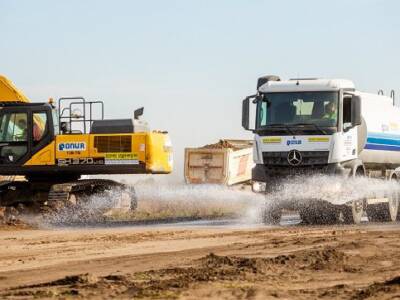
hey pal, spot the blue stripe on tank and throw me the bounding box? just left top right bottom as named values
left=365, top=132, right=400, bottom=152
left=365, top=144, right=400, bottom=151
left=367, top=137, right=400, bottom=146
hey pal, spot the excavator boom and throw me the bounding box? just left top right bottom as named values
left=0, top=75, right=30, bottom=103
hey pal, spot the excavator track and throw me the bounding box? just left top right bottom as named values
left=48, top=179, right=131, bottom=200
left=49, top=178, right=136, bottom=205
left=0, top=179, right=137, bottom=224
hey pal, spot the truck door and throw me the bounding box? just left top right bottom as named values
left=341, top=95, right=358, bottom=159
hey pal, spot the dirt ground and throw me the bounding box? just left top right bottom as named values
left=0, top=223, right=400, bottom=299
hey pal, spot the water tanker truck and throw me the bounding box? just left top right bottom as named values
left=242, top=75, right=400, bottom=224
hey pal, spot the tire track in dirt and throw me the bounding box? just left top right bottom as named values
left=1, top=224, right=400, bottom=299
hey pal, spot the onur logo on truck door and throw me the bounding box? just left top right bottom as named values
left=58, top=142, right=86, bottom=151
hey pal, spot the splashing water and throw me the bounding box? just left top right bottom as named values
left=134, top=183, right=265, bottom=222
left=266, top=175, right=400, bottom=207
left=40, top=175, right=400, bottom=226
left=41, top=183, right=265, bottom=226
left=42, top=188, right=126, bottom=226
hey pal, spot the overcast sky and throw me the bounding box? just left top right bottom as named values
left=1, top=0, right=400, bottom=181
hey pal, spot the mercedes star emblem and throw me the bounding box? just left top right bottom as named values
left=287, top=150, right=302, bottom=166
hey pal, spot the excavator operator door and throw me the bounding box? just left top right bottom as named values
left=0, top=104, right=54, bottom=167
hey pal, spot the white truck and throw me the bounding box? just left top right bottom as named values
left=242, top=75, right=400, bottom=224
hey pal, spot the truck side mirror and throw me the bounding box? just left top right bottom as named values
left=242, top=98, right=250, bottom=130
left=352, top=95, right=362, bottom=126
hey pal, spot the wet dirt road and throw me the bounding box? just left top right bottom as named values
left=0, top=222, right=400, bottom=299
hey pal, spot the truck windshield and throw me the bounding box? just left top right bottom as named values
left=257, top=92, right=338, bottom=130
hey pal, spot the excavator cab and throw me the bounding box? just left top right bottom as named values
left=0, top=103, right=54, bottom=167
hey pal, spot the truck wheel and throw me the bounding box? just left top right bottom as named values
left=351, top=199, right=364, bottom=224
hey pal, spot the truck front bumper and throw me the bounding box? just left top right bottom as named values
left=252, top=163, right=347, bottom=183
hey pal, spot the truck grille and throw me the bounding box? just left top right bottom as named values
left=263, top=151, right=329, bottom=166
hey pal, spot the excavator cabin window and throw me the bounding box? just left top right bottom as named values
left=0, top=112, right=28, bottom=163
left=32, top=112, right=47, bottom=145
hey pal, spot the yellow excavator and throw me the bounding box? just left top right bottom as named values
left=0, top=75, right=173, bottom=214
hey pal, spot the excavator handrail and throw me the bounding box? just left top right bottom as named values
left=58, top=97, right=104, bottom=134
